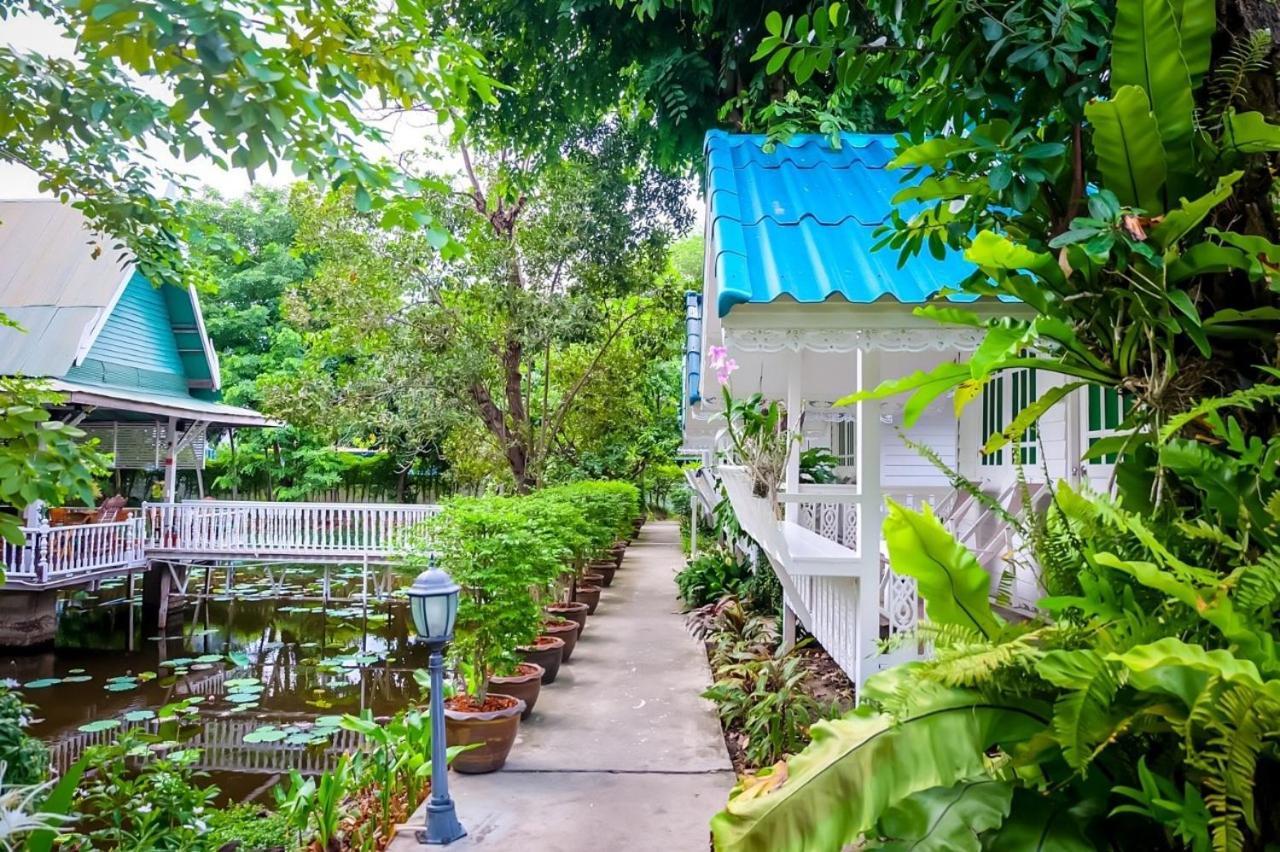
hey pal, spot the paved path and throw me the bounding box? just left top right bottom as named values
left=390, top=520, right=734, bottom=851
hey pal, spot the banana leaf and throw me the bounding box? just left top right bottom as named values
left=710, top=693, right=1046, bottom=852
left=1085, top=86, right=1168, bottom=213
left=874, top=779, right=1014, bottom=852
left=883, top=500, right=1005, bottom=640
left=1112, top=0, right=1196, bottom=163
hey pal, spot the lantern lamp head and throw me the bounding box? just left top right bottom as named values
left=407, top=559, right=460, bottom=646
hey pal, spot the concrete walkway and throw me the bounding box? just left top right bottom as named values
left=390, top=520, right=734, bottom=851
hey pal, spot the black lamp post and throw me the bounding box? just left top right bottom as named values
left=407, top=562, right=466, bottom=846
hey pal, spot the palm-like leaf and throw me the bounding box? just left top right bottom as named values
left=1085, top=86, right=1169, bottom=212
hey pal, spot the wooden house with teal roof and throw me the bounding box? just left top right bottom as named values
left=0, top=199, right=271, bottom=502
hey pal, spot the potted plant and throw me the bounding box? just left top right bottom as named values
left=517, top=633, right=565, bottom=683
left=419, top=496, right=563, bottom=774
left=489, top=662, right=544, bottom=720
left=546, top=600, right=589, bottom=633
left=542, top=614, right=580, bottom=661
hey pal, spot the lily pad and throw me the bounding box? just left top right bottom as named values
left=226, top=692, right=259, bottom=704
left=105, top=682, right=138, bottom=692
left=242, top=727, right=288, bottom=744
left=62, top=675, right=93, bottom=683
left=124, top=710, right=156, bottom=722
left=224, top=678, right=261, bottom=688
left=23, top=678, right=62, bottom=689
left=78, top=719, right=122, bottom=733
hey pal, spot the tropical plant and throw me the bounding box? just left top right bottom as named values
left=676, top=547, right=753, bottom=609
left=68, top=731, right=218, bottom=851
left=0, top=689, right=48, bottom=787
left=714, top=381, right=796, bottom=501
left=703, top=647, right=829, bottom=770
left=798, top=448, right=839, bottom=485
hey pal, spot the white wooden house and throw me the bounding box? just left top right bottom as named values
left=683, top=132, right=1120, bottom=685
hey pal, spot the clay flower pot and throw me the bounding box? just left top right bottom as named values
left=609, top=543, right=626, bottom=566
left=546, top=602, right=588, bottom=634
left=582, top=571, right=605, bottom=588
left=588, top=561, right=617, bottom=587
left=542, top=617, right=580, bottom=662
left=518, top=634, right=565, bottom=684
left=490, top=663, right=544, bottom=720
left=444, top=693, right=525, bottom=774
left=574, top=583, right=603, bottom=615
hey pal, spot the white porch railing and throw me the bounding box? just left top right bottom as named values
left=143, top=500, right=441, bottom=562
left=2, top=518, right=146, bottom=586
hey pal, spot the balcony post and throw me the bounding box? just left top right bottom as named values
left=855, top=348, right=882, bottom=691
left=783, top=350, right=803, bottom=524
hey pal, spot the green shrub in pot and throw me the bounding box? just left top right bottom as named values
left=415, top=496, right=563, bottom=701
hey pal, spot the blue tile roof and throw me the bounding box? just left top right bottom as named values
left=705, top=130, right=978, bottom=317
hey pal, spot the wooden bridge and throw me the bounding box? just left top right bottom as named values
left=1, top=500, right=440, bottom=592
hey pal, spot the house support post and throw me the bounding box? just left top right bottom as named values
left=689, top=490, right=698, bottom=559
left=781, top=349, right=804, bottom=652
left=855, top=348, right=883, bottom=693
left=163, top=416, right=179, bottom=503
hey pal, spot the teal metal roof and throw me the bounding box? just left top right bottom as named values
left=705, top=131, right=977, bottom=317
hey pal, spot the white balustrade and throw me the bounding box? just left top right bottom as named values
left=143, top=500, right=441, bottom=561
left=48, top=712, right=370, bottom=776
left=1, top=518, right=146, bottom=585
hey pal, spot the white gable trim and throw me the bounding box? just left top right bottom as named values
left=185, top=283, right=221, bottom=390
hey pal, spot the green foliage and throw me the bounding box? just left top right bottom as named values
left=703, top=647, right=829, bottom=770
left=204, top=803, right=292, bottom=852
left=711, top=676, right=1047, bottom=852
left=417, top=496, right=565, bottom=699
left=676, top=547, right=752, bottom=608
left=1, top=0, right=495, bottom=286
left=67, top=730, right=218, bottom=850
left=0, top=377, right=108, bottom=546
left=798, top=447, right=839, bottom=484
left=0, top=689, right=48, bottom=787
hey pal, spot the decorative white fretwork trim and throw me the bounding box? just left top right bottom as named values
left=723, top=327, right=985, bottom=353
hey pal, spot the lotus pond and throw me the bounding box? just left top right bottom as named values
left=0, top=564, right=429, bottom=803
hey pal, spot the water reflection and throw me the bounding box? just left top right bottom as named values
left=2, top=565, right=429, bottom=802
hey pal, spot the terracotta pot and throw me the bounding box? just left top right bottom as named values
left=582, top=571, right=605, bottom=587
left=518, top=634, right=565, bottom=684
left=542, top=617, right=580, bottom=662
left=588, top=561, right=617, bottom=587
left=575, top=583, right=603, bottom=615
left=444, top=693, right=525, bottom=774
left=610, top=543, right=626, bottom=565
left=489, top=663, right=544, bottom=721
left=546, top=602, right=588, bottom=634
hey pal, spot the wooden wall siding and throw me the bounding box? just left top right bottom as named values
left=63, top=272, right=190, bottom=394
left=883, top=407, right=956, bottom=488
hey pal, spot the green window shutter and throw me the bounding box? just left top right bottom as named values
left=1086, top=385, right=1126, bottom=464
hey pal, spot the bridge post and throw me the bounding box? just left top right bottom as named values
left=0, top=590, right=58, bottom=649
left=142, top=561, right=187, bottom=632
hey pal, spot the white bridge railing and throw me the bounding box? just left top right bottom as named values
left=2, top=518, right=146, bottom=586
left=48, top=712, right=368, bottom=776
left=143, top=500, right=441, bottom=562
